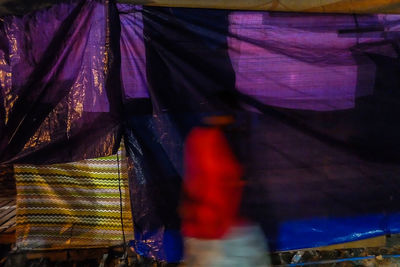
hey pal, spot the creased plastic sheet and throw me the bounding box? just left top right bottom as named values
left=0, top=0, right=121, bottom=164
left=119, top=4, right=182, bottom=262
left=121, top=6, right=400, bottom=261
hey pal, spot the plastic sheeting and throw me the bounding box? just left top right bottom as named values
left=2, top=1, right=400, bottom=262
left=0, top=0, right=122, bottom=164
left=121, top=6, right=400, bottom=261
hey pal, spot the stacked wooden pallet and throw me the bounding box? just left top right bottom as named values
left=0, top=198, right=16, bottom=244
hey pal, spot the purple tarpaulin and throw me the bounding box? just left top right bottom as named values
left=0, top=0, right=121, bottom=164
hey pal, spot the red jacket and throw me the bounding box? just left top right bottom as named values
left=181, top=127, right=244, bottom=239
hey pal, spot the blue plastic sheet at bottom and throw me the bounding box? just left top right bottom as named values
left=276, top=214, right=388, bottom=251
left=129, top=213, right=400, bottom=261
left=387, top=214, right=400, bottom=235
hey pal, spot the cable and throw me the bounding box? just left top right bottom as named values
left=116, top=149, right=128, bottom=264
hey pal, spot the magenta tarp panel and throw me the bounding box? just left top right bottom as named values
left=120, top=4, right=149, bottom=100
left=228, top=13, right=400, bottom=111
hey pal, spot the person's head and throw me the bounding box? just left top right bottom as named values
left=202, top=114, right=235, bottom=127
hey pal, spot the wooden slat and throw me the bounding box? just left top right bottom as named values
left=0, top=209, right=13, bottom=224
left=0, top=209, right=16, bottom=228
left=0, top=196, right=15, bottom=243
left=0, top=214, right=15, bottom=233
left=0, top=199, right=16, bottom=234
left=0, top=200, right=9, bottom=207
left=0, top=200, right=12, bottom=209
left=119, top=0, right=400, bottom=14
left=0, top=199, right=15, bottom=208
left=0, top=201, right=15, bottom=220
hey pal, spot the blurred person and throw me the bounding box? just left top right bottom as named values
left=180, top=114, right=270, bottom=266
